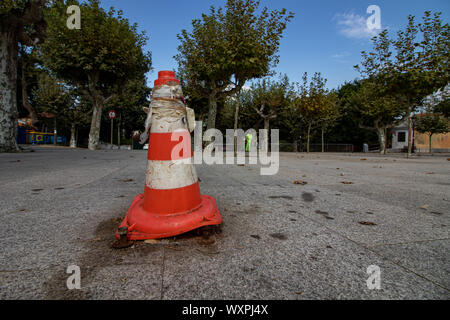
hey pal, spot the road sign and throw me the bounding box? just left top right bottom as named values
left=108, top=110, right=116, bottom=119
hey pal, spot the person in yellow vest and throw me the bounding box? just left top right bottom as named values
left=245, top=133, right=253, bottom=152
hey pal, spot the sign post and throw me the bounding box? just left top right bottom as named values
left=108, top=110, right=116, bottom=145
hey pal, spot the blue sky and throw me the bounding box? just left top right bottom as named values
left=100, top=0, right=449, bottom=90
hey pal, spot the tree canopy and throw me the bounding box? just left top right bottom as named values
left=40, top=0, right=152, bottom=150
left=175, top=0, right=293, bottom=132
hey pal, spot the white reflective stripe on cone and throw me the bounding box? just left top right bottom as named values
left=145, top=159, right=197, bottom=190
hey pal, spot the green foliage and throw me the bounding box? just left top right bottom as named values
left=32, top=72, right=73, bottom=114
left=434, top=98, right=450, bottom=118
left=175, top=0, right=293, bottom=129
left=38, top=0, right=152, bottom=149
left=0, top=0, right=29, bottom=15
left=41, top=0, right=151, bottom=93
left=355, top=11, right=450, bottom=122
left=296, top=72, right=328, bottom=127
left=248, top=74, right=292, bottom=121
left=325, top=81, right=378, bottom=146
left=415, top=113, right=449, bottom=136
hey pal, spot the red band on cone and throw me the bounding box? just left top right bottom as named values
left=147, top=132, right=193, bottom=160
left=154, top=71, right=179, bottom=87
left=143, top=182, right=202, bottom=214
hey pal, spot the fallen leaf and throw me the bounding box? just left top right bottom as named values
left=144, top=239, right=158, bottom=244
left=420, top=205, right=429, bottom=210
left=295, top=291, right=302, bottom=295
left=425, top=172, right=435, bottom=175
left=167, top=245, right=183, bottom=251
left=360, top=158, right=367, bottom=161
left=340, top=173, right=345, bottom=176
left=341, top=181, right=354, bottom=185
left=293, top=180, right=308, bottom=185
left=123, top=178, right=133, bottom=182
left=359, top=221, right=377, bottom=226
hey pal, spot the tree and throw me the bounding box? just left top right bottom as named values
left=296, top=72, right=327, bottom=153
left=40, top=0, right=151, bottom=150
left=102, top=77, right=151, bottom=146
left=317, top=91, right=339, bottom=152
left=356, top=12, right=450, bottom=157
left=326, top=81, right=378, bottom=149
left=0, top=0, right=47, bottom=152
left=248, top=75, right=291, bottom=150
left=354, top=30, right=407, bottom=154
left=392, top=12, right=450, bottom=157
left=434, top=98, right=450, bottom=118
left=31, top=72, right=89, bottom=147
left=349, top=78, right=403, bottom=154
left=415, top=113, right=449, bottom=153
left=175, top=0, right=293, bottom=134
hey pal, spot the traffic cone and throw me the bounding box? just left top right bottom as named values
left=116, top=71, right=222, bottom=240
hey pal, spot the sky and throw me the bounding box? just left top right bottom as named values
left=100, top=0, right=449, bottom=90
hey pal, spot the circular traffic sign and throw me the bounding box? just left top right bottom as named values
left=108, top=110, right=116, bottom=119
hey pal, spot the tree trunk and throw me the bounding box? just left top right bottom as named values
left=233, top=95, right=240, bottom=157
left=118, top=118, right=121, bottom=148
left=88, top=102, right=103, bottom=150
left=21, top=54, right=38, bottom=125
left=292, top=139, right=298, bottom=152
left=261, top=118, right=270, bottom=152
left=70, top=123, right=77, bottom=148
left=0, top=27, right=19, bottom=152
left=321, top=127, right=325, bottom=153
left=407, top=107, right=413, bottom=158
left=206, top=91, right=218, bottom=131
left=429, top=134, right=433, bottom=154
left=377, top=127, right=387, bottom=155
left=204, top=91, right=218, bottom=148
left=306, top=122, right=311, bottom=153
left=53, top=116, right=57, bottom=145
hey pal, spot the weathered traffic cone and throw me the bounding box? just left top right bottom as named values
left=116, top=71, right=222, bottom=240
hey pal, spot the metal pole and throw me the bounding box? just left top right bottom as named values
left=54, top=116, right=57, bottom=145
left=118, top=113, right=121, bottom=149
left=111, top=118, right=113, bottom=145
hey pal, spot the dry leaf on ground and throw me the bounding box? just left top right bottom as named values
left=359, top=221, right=377, bottom=226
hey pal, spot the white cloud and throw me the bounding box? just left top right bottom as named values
left=331, top=51, right=351, bottom=63
left=331, top=52, right=350, bottom=59
left=334, top=12, right=381, bottom=39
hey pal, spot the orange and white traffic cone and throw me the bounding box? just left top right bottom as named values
left=116, top=71, right=222, bottom=240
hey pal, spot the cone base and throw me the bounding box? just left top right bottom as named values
left=116, top=194, right=222, bottom=240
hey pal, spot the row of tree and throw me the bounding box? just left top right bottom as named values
left=177, top=7, right=449, bottom=154
left=0, top=0, right=448, bottom=153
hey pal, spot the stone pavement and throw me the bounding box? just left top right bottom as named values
left=0, top=147, right=448, bottom=299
